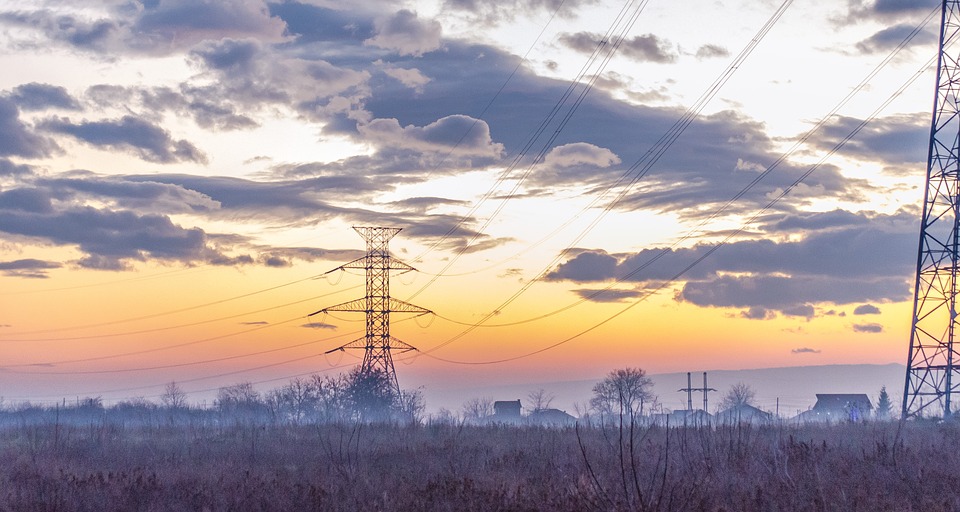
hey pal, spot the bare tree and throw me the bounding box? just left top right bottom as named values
left=398, top=389, right=426, bottom=424
left=590, top=367, right=655, bottom=419
left=461, top=397, right=494, bottom=422
left=720, top=382, right=756, bottom=410
left=269, top=377, right=318, bottom=425
left=160, top=381, right=188, bottom=409
left=215, top=382, right=265, bottom=423
left=527, top=388, right=555, bottom=413
left=311, top=373, right=349, bottom=423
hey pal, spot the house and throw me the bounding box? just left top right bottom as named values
left=487, top=400, right=522, bottom=424
left=526, top=408, right=576, bottom=426
left=715, top=403, right=773, bottom=425
left=796, top=394, right=873, bottom=423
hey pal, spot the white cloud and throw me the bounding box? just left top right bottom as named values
left=364, top=10, right=442, bottom=57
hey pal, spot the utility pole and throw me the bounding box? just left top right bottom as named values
left=678, top=371, right=715, bottom=412
left=310, top=227, right=431, bottom=396
left=904, top=0, right=960, bottom=419
left=702, top=372, right=715, bottom=412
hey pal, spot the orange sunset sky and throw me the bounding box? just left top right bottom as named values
left=0, top=0, right=941, bottom=407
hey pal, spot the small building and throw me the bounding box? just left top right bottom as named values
left=487, top=400, right=522, bottom=424
left=797, top=394, right=873, bottom=423
left=715, top=403, right=773, bottom=425
left=527, top=408, right=576, bottom=426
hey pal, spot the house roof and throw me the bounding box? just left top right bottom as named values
left=813, top=394, right=873, bottom=411
left=717, top=403, right=772, bottom=418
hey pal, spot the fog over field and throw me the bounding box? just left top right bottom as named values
left=422, top=363, right=906, bottom=417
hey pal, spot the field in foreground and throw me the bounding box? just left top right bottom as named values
left=2, top=420, right=960, bottom=511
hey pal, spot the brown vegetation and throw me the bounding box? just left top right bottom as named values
left=2, top=419, right=960, bottom=510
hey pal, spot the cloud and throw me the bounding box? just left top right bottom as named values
left=358, top=115, right=504, bottom=158
left=301, top=322, right=337, bottom=330
left=695, top=44, right=729, bottom=59
left=853, top=323, right=884, bottom=333
left=560, top=32, right=677, bottom=63
left=572, top=288, right=642, bottom=303
left=442, top=0, right=599, bottom=24
left=37, top=175, right=220, bottom=214
left=0, top=159, right=35, bottom=177
left=853, top=304, right=881, bottom=315
left=0, top=204, right=234, bottom=270
left=792, top=347, right=822, bottom=354
left=8, top=83, right=81, bottom=111
left=39, top=115, right=207, bottom=164
left=381, top=65, right=431, bottom=94
left=318, top=38, right=839, bottom=216
left=620, top=34, right=677, bottom=63
left=0, top=258, right=61, bottom=278
left=388, top=196, right=468, bottom=214
left=806, top=113, right=928, bottom=167
left=133, top=0, right=289, bottom=49
left=364, top=10, right=442, bottom=57
left=741, top=306, right=776, bottom=320
left=549, top=250, right=618, bottom=282
left=854, top=23, right=937, bottom=54
left=548, top=210, right=915, bottom=313
left=0, top=98, right=57, bottom=158
left=0, top=181, right=253, bottom=270
left=0, top=10, right=123, bottom=53
left=0, top=1, right=288, bottom=56
left=681, top=275, right=906, bottom=313
left=781, top=304, right=816, bottom=319
left=85, top=84, right=258, bottom=132
left=841, top=0, right=939, bottom=24
left=188, top=38, right=371, bottom=123
left=543, top=143, right=620, bottom=168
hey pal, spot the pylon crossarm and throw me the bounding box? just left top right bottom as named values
left=311, top=297, right=369, bottom=315
left=388, top=259, right=416, bottom=273
left=388, top=336, right=418, bottom=353
left=333, top=256, right=368, bottom=271
left=324, top=336, right=368, bottom=354
left=389, top=298, right=432, bottom=315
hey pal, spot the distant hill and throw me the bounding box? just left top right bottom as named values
left=421, top=363, right=906, bottom=418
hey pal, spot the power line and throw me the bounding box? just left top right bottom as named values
left=416, top=0, right=797, bottom=352
left=0, top=271, right=330, bottom=337
left=417, top=2, right=932, bottom=337
left=0, top=286, right=361, bottom=343
left=425, top=50, right=936, bottom=366
left=406, top=0, right=652, bottom=297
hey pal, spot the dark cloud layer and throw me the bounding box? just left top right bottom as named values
left=0, top=258, right=61, bottom=278
left=547, top=209, right=915, bottom=316
left=854, top=23, right=937, bottom=54
left=0, top=98, right=56, bottom=158
left=0, top=0, right=287, bottom=56
left=40, top=116, right=207, bottom=164
left=9, top=83, right=81, bottom=111
left=0, top=0, right=930, bottom=319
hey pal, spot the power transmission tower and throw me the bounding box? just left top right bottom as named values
left=678, top=372, right=715, bottom=411
left=310, top=227, right=431, bottom=395
left=904, top=0, right=960, bottom=419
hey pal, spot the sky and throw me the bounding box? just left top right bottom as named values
left=0, top=0, right=944, bottom=409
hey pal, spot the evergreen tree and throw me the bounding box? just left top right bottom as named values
left=876, top=385, right=892, bottom=420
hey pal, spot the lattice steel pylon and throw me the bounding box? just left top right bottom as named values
left=903, top=0, right=960, bottom=419
left=309, top=227, right=430, bottom=395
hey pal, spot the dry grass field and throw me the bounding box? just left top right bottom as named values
left=1, top=417, right=960, bottom=511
